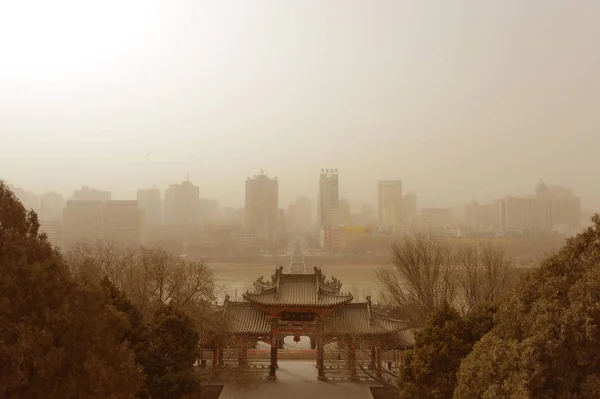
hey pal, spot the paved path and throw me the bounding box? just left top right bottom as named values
left=218, top=360, right=376, bottom=399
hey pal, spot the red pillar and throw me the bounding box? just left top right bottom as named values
left=376, top=345, right=382, bottom=379
left=317, top=339, right=325, bottom=380
left=238, top=344, right=247, bottom=366
left=269, top=337, right=278, bottom=379
left=348, top=340, right=357, bottom=379
left=212, top=345, right=219, bottom=373
left=275, top=339, right=279, bottom=369
left=218, top=347, right=224, bottom=367
left=370, top=346, right=376, bottom=370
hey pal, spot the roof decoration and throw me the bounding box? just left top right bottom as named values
left=243, top=266, right=352, bottom=307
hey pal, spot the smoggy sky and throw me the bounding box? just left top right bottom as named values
left=1, top=0, right=599, bottom=210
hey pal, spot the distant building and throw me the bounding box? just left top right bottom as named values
left=317, top=169, right=340, bottom=251
left=338, top=199, right=351, bottom=226
left=276, top=208, right=288, bottom=243
left=498, top=181, right=581, bottom=234
left=199, top=198, right=220, bottom=224
left=39, top=191, right=65, bottom=221
left=420, top=207, right=454, bottom=231
left=537, top=183, right=582, bottom=232
left=288, top=196, right=312, bottom=232
left=9, top=185, right=39, bottom=212
left=354, top=203, right=377, bottom=226
left=164, top=180, right=200, bottom=226
left=39, top=220, right=62, bottom=246
left=402, top=193, right=418, bottom=223
left=245, top=170, right=279, bottom=244
left=377, top=180, right=403, bottom=233
left=465, top=201, right=497, bottom=232
left=103, top=200, right=147, bottom=247
left=62, top=200, right=106, bottom=244
left=137, top=187, right=163, bottom=225
left=319, top=226, right=343, bottom=252
left=71, top=186, right=111, bottom=202
left=62, top=200, right=146, bottom=248
left=218, top=207, right=245, bottom=226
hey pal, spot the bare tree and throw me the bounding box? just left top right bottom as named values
left=376, top=234, right=456, bottom=327
left=65, top=239, right=122, bottom=282
left=65, top=241, right=215, bottom=320
left=455, top=240, right=512, bottom=314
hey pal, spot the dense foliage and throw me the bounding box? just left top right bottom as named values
left=454, top=215, right=600, bottom=398
left=0, top=181, right=142, bottom=399
left=137, top=306, right=200, bottom=399
left=0, top=182, right=214, bottom=399
left=398, top=302, right=497, bottom=399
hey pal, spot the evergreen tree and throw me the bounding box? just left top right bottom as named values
left=138, top=305, right=200, bottom=399
left=455, top=214, right=600, bottom=398
left=100, top=276, right=144, bottom=344
left=398, top=302, right=497, bottom=399
left=0, top=182, right=142, bottom=398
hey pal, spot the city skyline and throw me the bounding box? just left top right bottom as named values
left=4, top=173, right=591, bottom=215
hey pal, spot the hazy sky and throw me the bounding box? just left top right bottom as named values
left=1, top=0, right=599, bottom=210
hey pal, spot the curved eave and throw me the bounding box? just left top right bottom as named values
left=369, top=309, right=410, bottom=327
left=242, top=291, right=353, bottom=307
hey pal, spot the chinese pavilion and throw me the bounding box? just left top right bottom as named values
left=209, top=249, right=413, bottom=380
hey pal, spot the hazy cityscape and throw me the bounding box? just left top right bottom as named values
left=2, top=1, right=600, bottom=398
left=7, top=172, right=589, bottom=256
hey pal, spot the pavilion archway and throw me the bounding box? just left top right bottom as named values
left=205, top=259, right=414, bottom=380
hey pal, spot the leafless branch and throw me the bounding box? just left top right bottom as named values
left=376, top=235, right=455, bottom=326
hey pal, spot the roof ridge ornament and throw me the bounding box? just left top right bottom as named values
left=275, top=266, right=283, bottom=299
left=366, top=296, right=372, bottom=326
left=316, top=268, right=320, bottom=299
left=223, top=294, right=230, bottom=316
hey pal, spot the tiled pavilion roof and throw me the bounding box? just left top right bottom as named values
left=221, top=296, right=413, bottom=346
left=243, top=266, right=353, bottom=307
left=222, top=300, right=271, bottom=335
left=323, top=299, right=413, bottom=340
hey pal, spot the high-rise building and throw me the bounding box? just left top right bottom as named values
left=499, top=196, right=547, bottom=232
left=71, top=186, right=111, bottom=202
left=39, top=191, right=65, bottom=221
left=317, top=169, right=340, bottom=251
left=62, top=200, right=106, bottom=245
left=245, top=170, right=279, bottom=244
left=103, top=200, right=147, bottom=247
left=499, top=181, right=581, bottom=234
left=402, top=193, right=418, bottom=223
left=62, top=200, right=146, bottom=248
left=377, top=180, right=403, bottom=233
left=137, top=188, right=163, bottom=225
left=317, top=169, right=339, bottom=229
left=164, top=180, right=200, bottom=226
